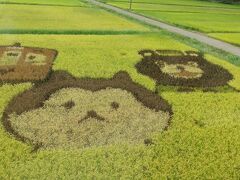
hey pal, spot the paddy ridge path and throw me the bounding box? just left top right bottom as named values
left=87, top=0, right=240, bottom=57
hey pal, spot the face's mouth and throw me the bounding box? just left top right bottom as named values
left=78, top=110, right=107, bottom=124
left=0, top=68, right=14, bottom=75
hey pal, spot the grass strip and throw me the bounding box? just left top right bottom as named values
left=0, top=29, right=148, bottom=35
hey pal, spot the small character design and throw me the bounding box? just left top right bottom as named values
left=136, top=50, right=233, bottom=87
left=0, top=43, right=57, bottom=83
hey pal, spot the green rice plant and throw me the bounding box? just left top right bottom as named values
left=1, top=84, right=240, bottom=179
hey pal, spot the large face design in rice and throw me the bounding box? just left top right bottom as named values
left=3, top=71, right=172, bottom=149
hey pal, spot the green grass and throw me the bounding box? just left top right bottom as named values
left=103, top=0, right=240, bottom=8
left=0, top=34, right=240, bottom=178
left=135, top=10, right=240, bottom=32
left=109, top=1, right=240, bottom=12
left=0, top=4, right=150, bottom=33
left=209, top=33, right=240, bottom=46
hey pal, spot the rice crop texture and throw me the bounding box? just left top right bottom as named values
left=0, top=34, right=240, bottom=179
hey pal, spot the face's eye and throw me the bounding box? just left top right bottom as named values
left=28, top=55, right=36, bottom=60
left=62, top=100, right=75, bottom=109
left=111, top=102, right=119, bottom=110
left=176, top=65, right=185, bottom=71
left=7, top=52, right=19, bottom=57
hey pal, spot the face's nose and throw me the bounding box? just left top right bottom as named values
left=78, top=110, right=106, bottom=124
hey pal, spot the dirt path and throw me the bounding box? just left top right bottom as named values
left=87, top=0, right=240, bottom=57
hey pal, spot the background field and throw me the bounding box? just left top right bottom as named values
left=0, top=34, right=240, bottom=179
left=0, top=0, right=87, bottom=6
left=0, top=4, right=150, bottom=34
left=102, top=0, right=240, bottom=45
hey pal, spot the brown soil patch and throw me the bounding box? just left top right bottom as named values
left=175, top=69, right=201, bottom=78
left=0, top=43, right=57, bottom=83
left=177, top=87, right=194, bottom=92
left=2, top=71, right=172, bottom=150
left=136, top=50, right=233, bottom=87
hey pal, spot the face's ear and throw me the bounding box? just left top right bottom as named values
left=112, top=71, right=132, bottom=81
left=156, top=50, right=184, bottom=56
left=138, top=50, right=156, bottom=58
left=13, top=42, right=21, bottom=47
left=155, top=60, right=164, bottom=66
left=187, top=61, right=198, bottom=67
left=185, top=51, right=203, bottom=57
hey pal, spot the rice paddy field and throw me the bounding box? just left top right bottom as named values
left=102, top=0, right=240, bottom=45
left=0, top=0, right=240, bottom=179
